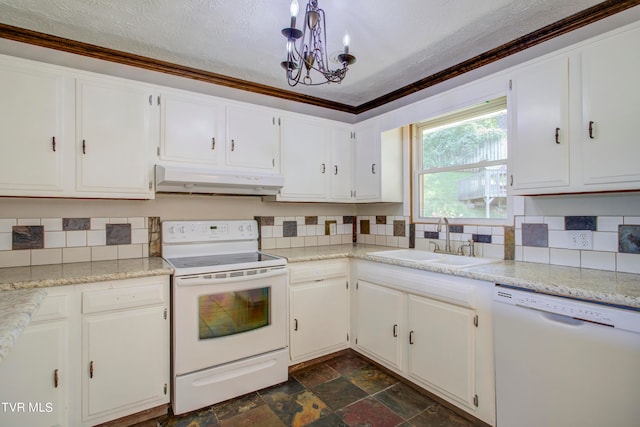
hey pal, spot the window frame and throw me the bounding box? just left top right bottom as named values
left=411, top=96, right=513, bottom=226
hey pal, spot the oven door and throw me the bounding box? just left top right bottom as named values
left=173, top=266, right=287, bottom=376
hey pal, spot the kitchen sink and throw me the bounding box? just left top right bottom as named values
left=368, top=249, right=499, bottom=269
left=368, top=249, right=443, bottom=262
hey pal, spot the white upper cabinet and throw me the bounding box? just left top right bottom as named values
left=76, top=77, right=156, bottom=198
left=279, top=114, right=354, bottom=202
left=0, top=58, right=72, bottom=196
left=160, top=90, right=225, bottom=166
left=279, top=114, right=330, bottom=200
left=509, top=22, right=640, bottom=195
left=226, top=104, right=280, bottom=172
left=354, top=121, right=403, bottom=202
left=510, top=55, right=570, bottom=192
left=580, top=24, right=640, bottom=187
left=329, top=124, right=355, bottom=202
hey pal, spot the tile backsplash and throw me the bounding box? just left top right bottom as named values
left=0, top=217, right=154, bottom=268
left=516, top=215, right=640, bottom=274
left=256, top=216, right=354, bottom=249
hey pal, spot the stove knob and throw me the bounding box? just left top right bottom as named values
left=246, top=224, right=253, bottom=232
left=238, top=225, right=244, bottom=232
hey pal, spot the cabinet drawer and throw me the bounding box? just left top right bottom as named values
left=289, top=259, right=348, bottom=284
left=82, top=283, right=165, bottom=314
left=32, top=293, right=70, bottom=323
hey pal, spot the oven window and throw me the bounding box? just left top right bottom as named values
left=198, top=287, right=270, bottom=339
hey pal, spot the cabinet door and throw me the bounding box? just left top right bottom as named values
left=82, top=305, right=168, bottom=422
left=354, top=122, right=381, bottom=201
left=226, top=104, right=279, bottom=171
left=0, top=62, right=68, bottom=195
left=0, top=320, right=68, bottom=427
left=279, top=115, right=329, bottom=200
left=407, top=294, right=476, bottom=408
left=355, top=280, right=403, bottom=370
left=329, top=126, right=354, bottom=202
left=160, top=92, right=224, bottom=166
left=581, top=25, right=640, bottom=186
left=290, top=278, right=349, bottom=362
left=510, top=56, right=570, bottom=192
left=76, top=78, right=155, bottom=198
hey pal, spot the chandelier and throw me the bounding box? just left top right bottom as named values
left=280, top=0, right=356, bottom=86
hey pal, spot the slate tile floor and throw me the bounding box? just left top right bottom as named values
left=159, top=352, right=477, bottom=427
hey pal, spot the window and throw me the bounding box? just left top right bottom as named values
left=413, top=97, right=508, bottom=222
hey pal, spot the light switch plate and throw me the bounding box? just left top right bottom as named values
left=568, top=230, right=593, bottom=250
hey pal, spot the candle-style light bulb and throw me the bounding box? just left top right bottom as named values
left=290, top=0, right=299, bottom=28
left=343, top=33, right=350, bottom=54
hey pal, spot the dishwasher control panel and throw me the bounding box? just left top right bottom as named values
left=494, top=285, right=640, bottom=334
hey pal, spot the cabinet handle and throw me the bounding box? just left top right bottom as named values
left=294, top=318, right=298, bottom=331
left=321, top=163, right=326, bottom=174
left=393, top=324, right=398, bottom=337
left=334, top=165, right=338, bottom=175
left=371, top=163, right=376, bottom=174
left=231, top=139, right=235, bottom=151
left=211, top=137, right=216, bottom=150
left=82, top=140, right=86, bottom=155
left=89, top=361, right=94, bottom=378
left=588, top=121, right=595, bottom=139
left=52, top=136, right=56, bottom=152
left=510, top=174, right=513, bottom=186
left=54, top=369, right=59, bottom=388
left=409, top=330, right=414, bottom=345
left=555, top=127, right=560, bottom=144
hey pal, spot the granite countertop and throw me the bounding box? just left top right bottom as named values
left=0, top=257, right=173, bottom=364
left=267, top=244, right=640, bottom=310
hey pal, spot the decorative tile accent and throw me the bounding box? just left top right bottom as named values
left=325, top=220, right=337, bottom=235
left=393, top=220, right=406, bottom=237
left=343, top=216, right=354, bottom=224
left=283, top=221, right=297, bottom=238
left=106, top=224, right=132, bottom=245
left=409, top=224, right=415, bottom=248
left=376, top=216, right=387, bottom=225
left=619, top=225, right=640, bottom=254
left=504, top=226, right=515, bottom=260
left=522, top=223, right=548, bottom=247
left=304, top=216, right=318, bottom=225
left=424, top=231, right=439, bottom=239
left=360, top=220, right=370, bottom=235
left=565, top=216, right=597, bottom=231
left=449, top=225, right=464, bottom=234
left=148, top=217, right=161, bottom=257
left=12, top=226, right=44, bottom=250
left=472, top=234, right=492, bottom=244
left=257, top=216, right=274, bottom=226
left=62, top=218, right=90, bottom=231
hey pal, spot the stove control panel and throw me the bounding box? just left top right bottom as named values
left=162, top=220, right=258, bottom=243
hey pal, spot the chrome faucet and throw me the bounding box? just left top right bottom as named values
left=437, top=217, right=452, bottom=253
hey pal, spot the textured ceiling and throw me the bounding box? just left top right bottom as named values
left=0, top=0, right=604, bottom=106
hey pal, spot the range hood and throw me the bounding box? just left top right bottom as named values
left=155, top=165, right=284, bottom=196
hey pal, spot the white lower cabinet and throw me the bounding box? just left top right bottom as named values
left=354, top=261, right=495, bottom=426
left=288, top=260, right=350, bottom=364
left=0, top=276, right=170, bottom=427
left=407, top=294, right=476, bottom=409
left=80, top=277, right=170, bottom=426
left=0, top=288, right=71, bottom=427
left=354, top=280, right=403, bottom=370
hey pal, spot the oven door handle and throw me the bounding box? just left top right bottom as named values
left=175, top=268, right=287, bottom=286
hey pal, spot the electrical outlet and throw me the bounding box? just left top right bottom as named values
left=568, top=230, right=593, bottom=250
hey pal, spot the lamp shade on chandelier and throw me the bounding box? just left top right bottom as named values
left=281, top=0, right=356, bottom=86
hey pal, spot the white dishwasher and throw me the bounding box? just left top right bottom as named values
left=493, top=285, right=640, bottom=427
